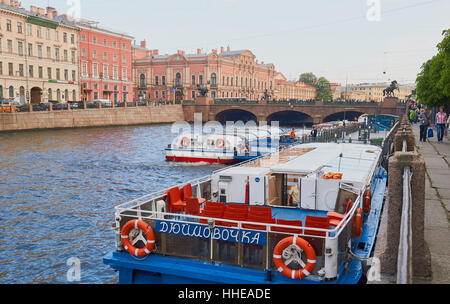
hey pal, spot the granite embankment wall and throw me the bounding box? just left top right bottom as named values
left=0, top=105, right=185, bottom=132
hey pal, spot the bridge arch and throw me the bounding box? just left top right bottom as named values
left=267, top=110, right=314, bottom=127
left=215, top=109, right=258, bottom=124
left=323, top=111, right=365, bottom=123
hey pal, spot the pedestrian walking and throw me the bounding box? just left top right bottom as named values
left=435, top=106, right=448, bottom=142
left=418, top=109, right=429, bottom=142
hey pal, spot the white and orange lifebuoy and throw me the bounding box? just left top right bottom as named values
left=180, top=137, right=190, bottom=147
left=279, top=145, right=287, bottom=151
left=351, top=208, right=363, bottom=238
left=216, top=138, right=225, bottom=149
left=240, top=144, right=250, bottom=154
left=363, top=189, right=372, bottom=215
left=121, top=219, right=155, bottom=257
left=273, top=236, right=316, bottom=280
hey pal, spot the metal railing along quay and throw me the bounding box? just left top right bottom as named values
left=397, top=138, right=413, bottom=284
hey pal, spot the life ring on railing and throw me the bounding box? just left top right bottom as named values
left=279, top=145, right=287, bottom=151
left=363, top=189, right=372, bottom=215
left=180, top=137, right=190, bottom=147
left=121, top=219, right=155, bottom=257
left=273, top=236, right=317, bottom=280
left=216, top=138, right=225, bottom=149
left=240, top=144, right=250, bottom=154
left=351, top=208, right=363, bottom=238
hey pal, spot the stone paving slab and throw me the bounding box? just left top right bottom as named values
left=412, top=124, right=450, bottom=284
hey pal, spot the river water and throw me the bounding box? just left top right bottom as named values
left=0, top=125, right=220, bottom=284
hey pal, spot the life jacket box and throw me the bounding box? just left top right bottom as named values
left=211, top=167, right=270, bottom=205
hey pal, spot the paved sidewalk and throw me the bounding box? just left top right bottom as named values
left=412, top=124, right=450, bottom=284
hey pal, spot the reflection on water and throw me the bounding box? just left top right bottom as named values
left=0, top=125, right=219, bottom=284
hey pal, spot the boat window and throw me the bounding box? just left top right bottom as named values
left=268, top=174, right=303, bottom=208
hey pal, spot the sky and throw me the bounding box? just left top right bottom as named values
left=19, top=0, right=450, bottom=85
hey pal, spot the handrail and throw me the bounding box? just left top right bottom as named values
left=397, top=138, right=412, bottom=284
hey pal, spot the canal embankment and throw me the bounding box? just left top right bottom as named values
left=0, top=105, right=185, bottom=132
left=372, top=116, right=449, bottom=284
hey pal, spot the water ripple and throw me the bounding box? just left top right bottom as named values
left=0, top=125, right=216, bottom=284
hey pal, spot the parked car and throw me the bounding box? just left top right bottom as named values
left=95, top=99, right=112, bottom=107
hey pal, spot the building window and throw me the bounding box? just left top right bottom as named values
left=93, top=36, right=97, bottom=44
left=175, top=73, right=182, bottom=87
left=199, top=75, right=203, bottom=85
left=65, top=89, right=69, bottom=101
left=162, top=76, right=166, bottom=85
left=155, top=75, right=159, bottom=86
left=28, top=43, right=33, bottom=57
left=6, top=20, right=12, bottom=32
left=63, top=32, right=67, bottom=43
left=38, top=66, right=43, bottom=78
left=18, top=41, right=23, bottom=56
left=211, top=73, right=216, bottom=85
left=82, top=48, right=86, bottom=57
left=57, top=89, right=61, bottom=101
left=71, top=34, right=75, bottom=44
left=192, top=75, right=195, bottom=85
left=9, top=86, right=14, bottom=98
left=27, top=24, right=32, bottom=36
left=140, top=74, right=146, bottom=88
left=192, top=91, right=195, bottom=99
left=56, top=68, right=60, bottom=80
left=46, top=28, right=51, bottom=39
left=48, top=67, right=52, bottom=79
left=72, top=90, right=76, bottom=101
left=103, top=39, right=107, bottom=46
left=8, top=63, right=13, bottom=76
left=48, top=88, right=52, bottom=101
left=29, top=65, right=34, bottom=78
left=81, top=34, right=86, bottom=42
left=17, top=22, right=22, bottom=33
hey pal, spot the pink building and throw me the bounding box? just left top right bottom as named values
left=78, top=21, right=134, bottom=103
left=133, top=45, right=277, bottom=103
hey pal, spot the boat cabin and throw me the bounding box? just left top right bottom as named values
left=111, top=143, right=383, bottom=283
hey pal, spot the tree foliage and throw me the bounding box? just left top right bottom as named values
left=416, top=29, right=450, bottom=107
left=299, top=73, right=333, bottom=101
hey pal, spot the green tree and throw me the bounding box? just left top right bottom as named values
left=299, top=73, right=333, bottom=101
left=316, top=77, right=333, bottom=101
left=416, top=29, right=450, bottom=107
left=299, top=73, right=318, bottom=87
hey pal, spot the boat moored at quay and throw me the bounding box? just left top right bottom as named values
left=104, top=141, right=387, bottom=284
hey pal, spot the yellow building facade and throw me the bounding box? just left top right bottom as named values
left=0, top=1, right=80, bottom=104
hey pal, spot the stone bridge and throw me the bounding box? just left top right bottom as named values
left=182, top=97, right=406, bottom=125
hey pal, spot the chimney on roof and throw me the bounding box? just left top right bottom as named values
left=140, top=40, right=146, bottom=49
left=10, top=0, right=20, bottom=8
left=153, top=49, right=159, bottom=55
left=177, top=50, right=185, bottom=55
left=220, top=46, right=224, bottom=53
left=30, top=5, right=38, bottom=14
left=1, top=0, right=10, bottom=6
left=197, top=49, right=201, bottom=55
left=46, top=7, right=55, bottom=19
left=38, top=7, right=45, bottom=16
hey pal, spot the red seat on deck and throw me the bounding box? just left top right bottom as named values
left=226, top=203, right=249, bottom=212
left=167, top=187, right=186, bottom=213
left=221, top=209, right=248, bottom=227
left=304, top=216, right=330, bottom=237
left=242, top=212, right=275, bottom=231
left=327, top=211, right=346, bottom=228
left=186, top=197, right=202, bottom=216
left=249, top=206, right=272, bottom=217
left=272, top=219, right=303, bottom=234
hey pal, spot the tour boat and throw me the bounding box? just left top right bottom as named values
left=104, top=141, right=388, bottom=284
left=165, top=127, right=298, bottom=164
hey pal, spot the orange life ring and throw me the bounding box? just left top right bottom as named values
left=351, top=208, right=363, bottom=238
left=216, top=138, right=225, bottom=149
left=240, top=144, right=250, bottom=154
left=363, top=189, right=372, bottom=214
left=273, top=236, right=317, bottom=280
left=279, top=145, right=287, bottom=151
left=121, top=219, right=155, bottom=257
left=180, top=137, right=190, bottom=147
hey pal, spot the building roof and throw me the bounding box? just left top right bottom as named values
left=0, top=3, right=78, bottom=29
